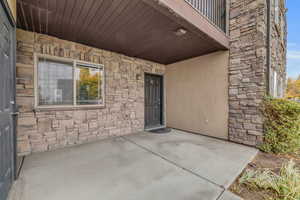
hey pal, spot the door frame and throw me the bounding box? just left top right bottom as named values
left=1, top=0, right=17, bottom=180
left=144, top=73, right=165, bottom=130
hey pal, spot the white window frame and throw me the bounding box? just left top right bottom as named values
left=273, top=70, right=278, bottom=98
left=274, top=0, right=280, bottom=25
left=278, top=76, right=284, bottom=98
left=34, top=54, right=105, bottom=109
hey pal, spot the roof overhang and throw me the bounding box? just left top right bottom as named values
left=17, top=0, right=229, bottom=64
left=143, top=0, right=229, bottom=49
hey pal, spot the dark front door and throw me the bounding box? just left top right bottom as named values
left=0, top=1, right=16, bottom=200
left=145, top=74, right=163, bottom=129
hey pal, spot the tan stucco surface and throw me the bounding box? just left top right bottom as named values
left=7, top=0, right=16, bottom=20
left=166, top=51, right=229, bottom=139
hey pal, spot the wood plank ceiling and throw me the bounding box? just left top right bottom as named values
left=17, top=0, right=228, bottom=64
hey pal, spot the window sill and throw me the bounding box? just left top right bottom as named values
left=34, top=105, right=106, bottom=112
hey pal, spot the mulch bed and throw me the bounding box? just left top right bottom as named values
left=229, top=151, right=300, bottom=200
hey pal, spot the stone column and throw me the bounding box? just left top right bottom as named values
left=228, top=0, right=268, bottom=146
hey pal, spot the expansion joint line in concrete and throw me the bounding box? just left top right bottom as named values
left=122, top=136, right=225, bottom=192
left=216, top=190, right=226, bottom=200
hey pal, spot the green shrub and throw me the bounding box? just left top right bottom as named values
left=239, top=160, right=300, bottom=200
left=260, top=97, right=300, bottom=153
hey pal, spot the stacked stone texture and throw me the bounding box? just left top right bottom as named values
left=16, top=0, right=287, bottom=154
left=16, top=29, right=165, bottom=155
left=228, top=0, right=287, bottom=146
left=270, top=0, right=287, bottom=93
left=228, top=0, right=268, bottom=146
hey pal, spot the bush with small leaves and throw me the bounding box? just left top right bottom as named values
left=260, top=97, right=300, bottom=153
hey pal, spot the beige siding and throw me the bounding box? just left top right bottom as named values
left=166, top=51, right=229, bottom=139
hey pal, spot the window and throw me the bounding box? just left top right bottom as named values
left=36, top=55, right=104, bottom=108
left=274, top=0, right=279, bottom=25
left=75, top=64, right=103, bottom=105
left=273, top=70, right=278, bottom=97
left=270, top=69, right=284, bottom=98
left=277, top=77, right=283, bottom=98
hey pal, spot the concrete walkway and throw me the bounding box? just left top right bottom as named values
left=13, top=130, right=257, bottom=200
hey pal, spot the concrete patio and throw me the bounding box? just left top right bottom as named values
left=11, top=130, right=257, bottom=200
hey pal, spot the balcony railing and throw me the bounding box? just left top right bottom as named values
left=185, top=0, right=226, bottom=32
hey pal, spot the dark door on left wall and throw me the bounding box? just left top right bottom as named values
left=145, top=74, right=163, bottom=129
left=0, top=1, right=16, bottom=200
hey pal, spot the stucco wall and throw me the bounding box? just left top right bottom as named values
left=165, top=51, right=229, bottom=139
left=16, top=29, right=165, bottom=155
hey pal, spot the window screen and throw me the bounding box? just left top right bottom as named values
left=37, top=57, right=104, bottom=107
left=38, top=58, right=73, bottom=106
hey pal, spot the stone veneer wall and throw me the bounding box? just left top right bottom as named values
left=228, top=0, right=287, bottom=146
left=16, top=29, right=165, bottom=155
left=269, top=0, right=287, bottom=96
left=228, top=0, right=267, bottom=146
